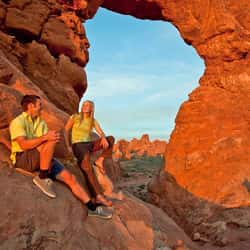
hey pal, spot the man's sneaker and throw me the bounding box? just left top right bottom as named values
left=88, top=206, right=113, bottom=219
left=33, top=176, right=56, bottom=198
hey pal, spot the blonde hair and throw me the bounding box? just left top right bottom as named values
left=79, top=100, right=95, bottom=126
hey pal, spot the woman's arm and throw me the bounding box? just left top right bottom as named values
left=94, top=120, right=105, bottom=138
left=94, top=120, right=109, bottom=149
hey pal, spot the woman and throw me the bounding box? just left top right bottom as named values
left=65, top=100, right=114, bottom=207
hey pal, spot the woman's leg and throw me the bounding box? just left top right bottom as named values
left=92, top=136, right=115, bottom=157
left=92, top=136, right=120, bottom=201
left=93, top=136, right=115, bottom=169
left=94, top=165, right=114, bottom=195
left=95, top=165, right=124, bottom=201
left=81, top=151, right=102, bottom=196
left=81, top=151, right=112, bottom=206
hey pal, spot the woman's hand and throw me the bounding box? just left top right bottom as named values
left=100, top=137, right=109, bottom=149
left=98, top=164, right=106, bottom=175
left=67, top=146, right=73, bottom=155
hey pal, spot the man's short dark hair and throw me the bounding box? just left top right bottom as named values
left=21, top=95, right=41, bottom=111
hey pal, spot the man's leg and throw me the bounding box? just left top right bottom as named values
left=38, top=140, right=56, bottom=171
left=54, top=165, right=112, bottom=219
left=15, top=149, right=40, bottom=172
left=15, top=140, right=56, bottom=173
left=56, top=168, right=90, bottom=203
left=32, top=141, right=57, bottom=198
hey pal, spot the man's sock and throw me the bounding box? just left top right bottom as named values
left=39, top=170, right=49, bottom=179
left=86, top=200, right=97, bottom=211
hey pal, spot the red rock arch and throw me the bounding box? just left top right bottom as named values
left=101, top=0, right=250, bottom=207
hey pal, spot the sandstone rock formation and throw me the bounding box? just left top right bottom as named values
left=1, top=0, right=250, bottom=249
left=0, top=51, right=69, bottom=158
left=100, top=0, right=250, bottom=248
left=0, top=1, right=199, bottom=249
left=0, top=163, right=197, bottom=250
left=0, top=0, right=89, bottom=114
left=102, top=0, right=250, bottom=208
left=0, top=0, right=98, bottom=158
left=148, top=171, right=250, bottom=250
left=113, top=134, right=167, bottom=160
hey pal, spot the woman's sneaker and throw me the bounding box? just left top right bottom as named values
left=33, top=176, right=56, bottom=198
left=88, top=206, right=113, bottom=219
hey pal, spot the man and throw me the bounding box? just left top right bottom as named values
left=9, top=95, right=112, bottom=219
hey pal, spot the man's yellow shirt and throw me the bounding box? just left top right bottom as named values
left=9, top=112, right=48, bottom=164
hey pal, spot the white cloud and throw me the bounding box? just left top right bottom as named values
left=146, top=92, right=171, bottom=102
left=84, top=72, right=150, bottom=98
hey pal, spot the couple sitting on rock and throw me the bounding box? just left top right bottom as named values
left=9, top=95, right=122, bottom=220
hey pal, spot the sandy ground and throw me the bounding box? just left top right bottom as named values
left=117, top=155, right=163, bottom=201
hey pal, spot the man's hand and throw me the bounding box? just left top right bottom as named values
left=44, top=131, right=61, bottom=143
left=100, top=137, right=109, bottom=149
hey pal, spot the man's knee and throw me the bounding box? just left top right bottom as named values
left=38, top=140, right=57, bottom=152
left=45, top=140, right=57, bottom=148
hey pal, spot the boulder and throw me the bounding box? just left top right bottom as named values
left=0, top=164, right=197, bottom=250
left=5, top=0, right=50, bottom=39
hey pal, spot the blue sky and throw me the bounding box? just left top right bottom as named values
left=81, top=8, right=204, bottom=141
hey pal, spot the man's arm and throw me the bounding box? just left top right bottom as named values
left=15, top=131, right=60, bottom=151
left=10, top=116, right=60, bottom=151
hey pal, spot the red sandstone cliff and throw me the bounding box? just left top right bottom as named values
left=0, top=1, right=198, bottom=249
left=101, top=1, right=250, bottom=248
left=102, top=0, right=250, bottom=207
left=113, top=134, right=167, bottom=160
